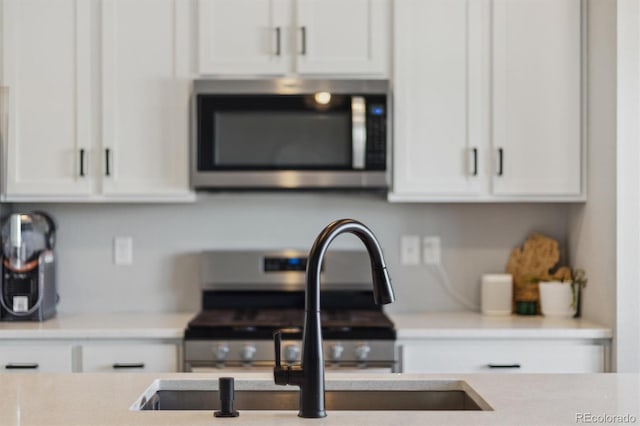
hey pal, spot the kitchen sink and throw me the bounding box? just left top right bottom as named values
left=132, top=378, right=492, bottom=411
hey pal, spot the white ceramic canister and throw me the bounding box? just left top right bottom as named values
left=481, top=274, right=513, bottom=316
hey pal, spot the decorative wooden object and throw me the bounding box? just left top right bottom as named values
left=506, top=233, right=572, bottom=313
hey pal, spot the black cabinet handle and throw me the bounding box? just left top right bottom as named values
left=79, top=149, right=85, bottom=177
left=472, top=147, right=478, bottom=176
left=275, top=27, right=281, bottom=56
left=497, top=148, right=504, bottom=176
left=487, top=363, right=520, bottom=369
left=300, top=26, right=307, bottom=55
left=112, top=363, right=145, bottom=369
left=5, top=363, right=39, bottom=370
left=105, top=148, right=111, bottom=176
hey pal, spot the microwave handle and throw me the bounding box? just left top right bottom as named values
left=351, top=96, right=366, bottom=170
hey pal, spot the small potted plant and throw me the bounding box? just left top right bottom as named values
left=571, top=268, right=588, bottom=318
left=538, top=269, right=587, bottom=318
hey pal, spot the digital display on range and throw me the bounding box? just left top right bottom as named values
left=264, top=257, right=308, bottom=272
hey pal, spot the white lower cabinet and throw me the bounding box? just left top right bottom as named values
left=81, top=342, right=179, bottom=373
left=0, top=340, right=180, bottom=373
left=399, top=340, right=608, bottom=373
left=0, top=344, right=73, bottom=373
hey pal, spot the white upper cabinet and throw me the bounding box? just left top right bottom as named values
left=1, top=0, right=194, bottom=201
left=295, top=0, right=387, bottom=75
left=393, top=0, right=486, bottom=196
left=197, top=0, right=389, bottom=76
left=491, top=0, right=582, bottom=196
left=198, top=0, right=290, bottom=75
left=100, top=0, right=191, bottom=197
left=1, top=0, right=93, bottom=198
left=390, top=0, right=584, bottom=202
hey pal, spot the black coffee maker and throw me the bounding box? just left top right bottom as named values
left=0, top=211, right=58, bottom=321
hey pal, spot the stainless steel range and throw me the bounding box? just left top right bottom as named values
left=184, top=250, right=397, bottom=373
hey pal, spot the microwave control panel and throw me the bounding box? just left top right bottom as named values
left=365, top=97, right=387, bottom=170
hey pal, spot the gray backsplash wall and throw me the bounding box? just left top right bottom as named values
left=16, top=195, right=569, bottom=314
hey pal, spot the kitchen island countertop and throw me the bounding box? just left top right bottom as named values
left=0, top=372, right=637, bottom=425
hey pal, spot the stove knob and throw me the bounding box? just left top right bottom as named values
left=328, top=343, right=344, bottom=361
left=284, top=344, right=300, bottom=363
left=354, top=343, right=371, bottom=362
left=241, top=344, right=257, bottom=362
left=214, top=343, right=230, bottom=362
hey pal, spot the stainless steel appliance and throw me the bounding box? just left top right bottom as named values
left=184, top=250, right=397, bottom=372
left=0, top=212, right=58, bottom=321
left=191, top=79, right=389, bottom=190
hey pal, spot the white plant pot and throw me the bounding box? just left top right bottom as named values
left=539, top=281, right=576, bottom=318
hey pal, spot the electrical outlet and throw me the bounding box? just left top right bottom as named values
left=113, top=236, right=133, bottom=265
left=422, top=236, right=441, bottom=265
left=400, top=235, right=421, bottom=265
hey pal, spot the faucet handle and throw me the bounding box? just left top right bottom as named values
left=274, top=331, right=282, bottom=368
left=273, top=331, right=289, bottom=385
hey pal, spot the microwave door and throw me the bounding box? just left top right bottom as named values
left=192, top=82, right=389, bottom=190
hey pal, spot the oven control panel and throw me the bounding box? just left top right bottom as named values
left=184, top=340, right=396, bottom=371
left=263, top=256, right=307, bottom=272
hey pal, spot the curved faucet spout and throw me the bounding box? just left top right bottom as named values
left=273, top=218, right=395, bottom=419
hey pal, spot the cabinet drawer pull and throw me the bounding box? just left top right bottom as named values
left=487, top=363, right=520, bottom=369
left=300, top=26, right=307, bottom=55
left=497, top=148, right=504, bottom=176
left=112, top=363, right=145, bottom=369
left=5, top=363, right=39, bottom=370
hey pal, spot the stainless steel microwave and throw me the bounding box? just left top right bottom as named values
left=191, top=79, right=389, bottom=190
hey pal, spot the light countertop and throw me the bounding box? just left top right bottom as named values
left=390, top=311, right=612, bottom=339
left=0, top=372, right=637, bottom=425
left=0, top=311, right=612, bottom=340
left=0, top=313, right=194, bottom=339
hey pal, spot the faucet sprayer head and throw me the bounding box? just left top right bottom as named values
left=372, top=263, right=395, bottom=305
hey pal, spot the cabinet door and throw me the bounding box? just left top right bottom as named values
left=1, top=0, right=92, bottom=197
left=392, top=0, right=487, bottom=197
left=101, top=0, right=192, bottom=197
left=296, top=0, right=388, bottom=75
left=198, top=0, right=290, bottom=75
left=81, top=343, right=178, bottom=372
left=400, top=340, right=606, bottom=373
left=491, top=0, right=582, bottom=196
left=0, top=344, right=73, bottom=373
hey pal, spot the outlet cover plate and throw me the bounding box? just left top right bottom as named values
left=423, top=236, right=441, bottom=265
left=401, top=235, right=421, bottom=265
left=113, top=236, right=133, bottom=265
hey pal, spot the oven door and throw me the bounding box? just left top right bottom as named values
left=186, top=364, right=274, bottom=373
left=191, top=79, right=388, bottom=189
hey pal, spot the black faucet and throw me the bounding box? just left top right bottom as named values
left=273, top=219, right=395, bottom=418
